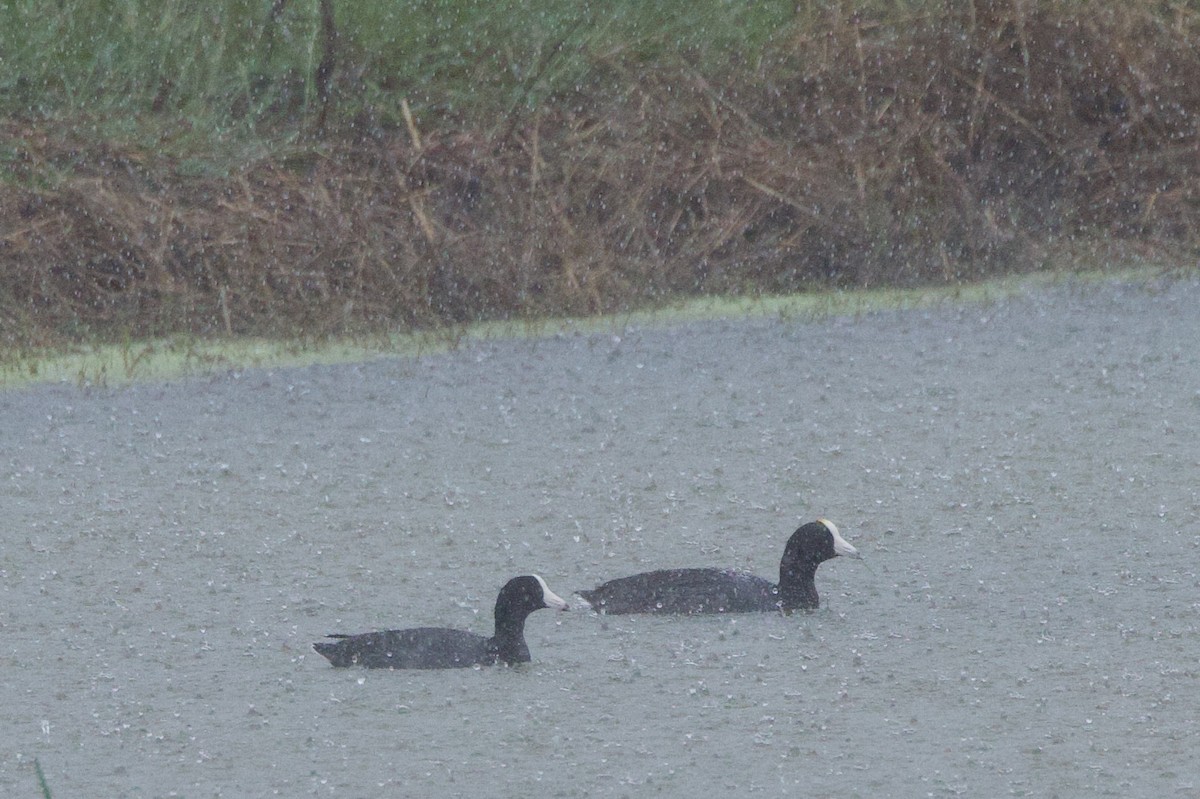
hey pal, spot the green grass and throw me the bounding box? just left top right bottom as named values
left=34, top=758, right=52, bottom=798
left=0, top=0, right=799, bottom=157
left=0, top=266, right=1163, bottom=390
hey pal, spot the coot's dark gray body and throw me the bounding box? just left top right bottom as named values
left=313, top=574, right=568, bottom=669
left=578, top=568, right=780, bottom=614
left=578, top=519, right=858, bottom=615
left=314, top=627, right=511, bottom=669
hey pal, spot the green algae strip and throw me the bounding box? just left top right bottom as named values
left=0, top=267, right=1167, bottom=390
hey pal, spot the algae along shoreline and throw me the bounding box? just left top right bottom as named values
left=0, top=266, right=1179, bottom=390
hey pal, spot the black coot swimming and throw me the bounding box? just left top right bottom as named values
left=577, top=519, right=859, bottom=614
left=313, top=574, right=568, bottom=669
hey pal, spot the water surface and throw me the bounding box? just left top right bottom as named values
left=2, top=277, right=1197, bottom=796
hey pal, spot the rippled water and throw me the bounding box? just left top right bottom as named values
left=2, top=277, right=1197, bottom=797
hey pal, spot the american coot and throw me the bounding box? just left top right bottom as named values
left=313, top=574, right=569, bottom=669
left=577, top=519, right=859, bottom=614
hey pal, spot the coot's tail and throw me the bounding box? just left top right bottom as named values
left=575, top=590, right=600, bottom=610
left=313, top=636, right=353, bottom=667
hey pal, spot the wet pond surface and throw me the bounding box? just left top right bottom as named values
left=2, top=277, right=1198, bottom=797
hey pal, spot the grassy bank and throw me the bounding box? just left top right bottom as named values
left=1, top=1, right=1198, bottom=356
left=0, top=266, right=1174, bottom=389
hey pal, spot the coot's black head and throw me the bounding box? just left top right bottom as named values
left=783, top=519, right=859, bottom=565
left=495, top=574, right=569, bottom=623
left=778, top=519, right=859, bottom=611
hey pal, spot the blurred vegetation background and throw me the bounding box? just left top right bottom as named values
left=1, top=0, right=1197, bottom=352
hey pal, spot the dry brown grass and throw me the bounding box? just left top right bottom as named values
left=2, top=1, right=1198, bottom=349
